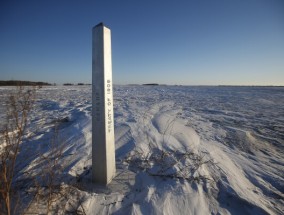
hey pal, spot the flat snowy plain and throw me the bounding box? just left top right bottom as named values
left=0, top=85, right=283, bottom=214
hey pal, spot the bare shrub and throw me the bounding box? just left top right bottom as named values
left=0, top=86, right=37, bottom=215
left=0, top=86, right=87, bottom=214
left=23, top=125, right=87, bottom=214
left=126, top=110, right=219, bottom=184
left=35, top=127, right=65, bottom=213
left=125, top=147, right=218, bottom=184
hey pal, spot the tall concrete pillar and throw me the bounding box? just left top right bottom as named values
left=92, top=23, right=116, bottom=184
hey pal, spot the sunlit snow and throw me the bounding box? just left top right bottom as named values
left=0, top=85, right=283, bottom=214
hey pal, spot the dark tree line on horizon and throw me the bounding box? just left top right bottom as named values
left=0, top=80, right=52, bottom=86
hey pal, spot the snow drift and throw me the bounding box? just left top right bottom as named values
left=0, top=85, right=283, bottom=214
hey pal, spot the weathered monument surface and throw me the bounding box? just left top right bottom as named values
left=92, top=23, right=116, bottom=184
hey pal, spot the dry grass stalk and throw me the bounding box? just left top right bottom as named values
left=0, top=86, right=37, bottom=215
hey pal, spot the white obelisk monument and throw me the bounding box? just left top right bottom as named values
left=92, top=23, right=116, bottom=184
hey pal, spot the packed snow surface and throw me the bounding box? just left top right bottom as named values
left=0, top=85, right=283, bottom=214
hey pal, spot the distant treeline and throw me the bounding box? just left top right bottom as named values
left=0, top=80, right=52, bottom=86
left=63, top=83, right=91, bottom=86
left=218, top=85, right=284, bottom=88
left=143, top=83, right=159, bottom=86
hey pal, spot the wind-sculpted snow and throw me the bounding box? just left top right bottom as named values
left=0, top=85, right=283, bottom=214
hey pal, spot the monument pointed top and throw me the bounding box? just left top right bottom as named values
left=94, top=22, right=110, bottom=29
left=95, top=22, right=104, bottom=27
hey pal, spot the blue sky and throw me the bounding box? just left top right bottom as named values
left=0, top=0, right=283, bottom=85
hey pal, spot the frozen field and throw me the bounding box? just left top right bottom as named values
left=0, top=85, right=283, bottom=214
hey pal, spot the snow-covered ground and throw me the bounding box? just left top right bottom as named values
left=0, top=85, right=283, bottom=214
